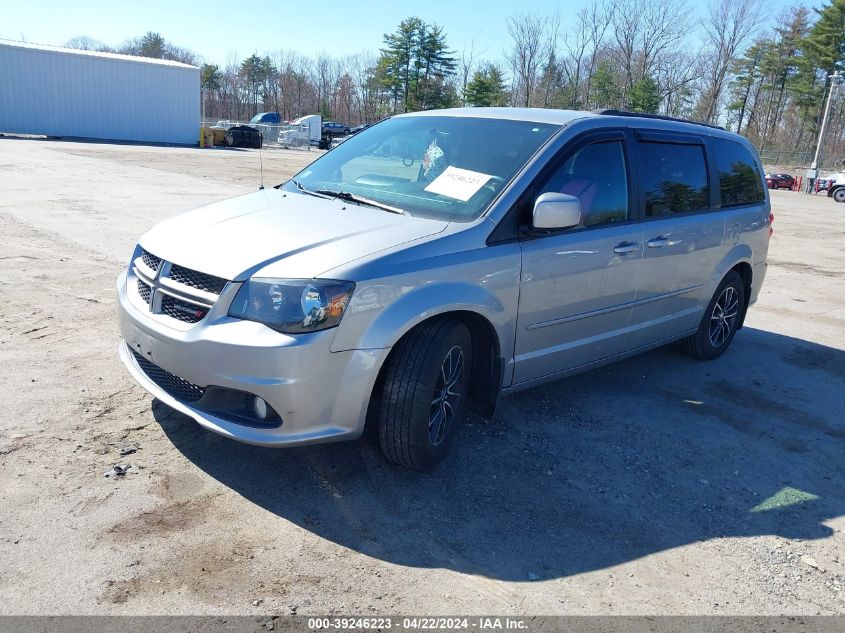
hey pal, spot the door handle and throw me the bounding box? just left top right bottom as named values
left=647, top=235, right=670, bottom=248
left=613, top=241, right=639, bottom=254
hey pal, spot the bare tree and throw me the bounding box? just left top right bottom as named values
left=458, top=37, right=482, bottom=106
left=697, top=0, right=764, bottom=124
left=64, top=36, right=111, bottom=52
left=610, top=0, right=692, bottom=99
left=537, top=10, right=561, bottom=108
left=506, top=13, right=547, bottom=107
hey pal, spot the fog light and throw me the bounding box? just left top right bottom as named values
left=253, top=396, right=268, bottom=420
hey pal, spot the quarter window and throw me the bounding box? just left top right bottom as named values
left=712, top=138, right=764, bottom=206
left=640, top=142, right=709, bottom=217
left=539, top=140, right=629, bottom=227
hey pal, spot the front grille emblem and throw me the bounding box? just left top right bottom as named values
left=135, top=250, right=218, bottom=324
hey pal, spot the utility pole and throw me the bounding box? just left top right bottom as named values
left=811, top=70, right=843, bottom=170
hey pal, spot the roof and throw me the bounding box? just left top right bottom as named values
left=0, top=39, right=198, bottom=70
left=397, top=107, right=596, bottom=125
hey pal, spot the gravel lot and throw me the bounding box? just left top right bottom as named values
left=0, top=137, right=843, bottom=615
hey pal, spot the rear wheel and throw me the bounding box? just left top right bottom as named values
left=834, top=188, right=845, bottom=203
left=681, top=271, right=745, bottom=360
left=376, top=319, right=472, bottom=470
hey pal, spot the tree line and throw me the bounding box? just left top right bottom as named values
left=65, top=0, right=845, bottom=167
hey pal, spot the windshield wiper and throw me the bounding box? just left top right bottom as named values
left=290, top=179, right=335, bottom=200
left=313, top=189, right=405, bottom=215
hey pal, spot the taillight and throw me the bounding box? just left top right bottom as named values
left=769, top=212, right=774, bottom=237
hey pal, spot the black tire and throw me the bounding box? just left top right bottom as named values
left=772, top=182, right=779, bottom=190
left=377, top=318, right=472, bottom=470
left=681, top=271, right=745, bottom=360
left=833, top=188, right=845, bottom=203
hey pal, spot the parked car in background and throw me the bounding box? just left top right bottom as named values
left=118, top=108, right=771, bottom=470
left=349, top=123, right=370, bottom=135
left=766, top=173, right=794, bottom=189
left=827, top=170, right=845, bottom=202
left=249, top=112, right=282, bottom=125
left=322, top=121, right=351, bottom=136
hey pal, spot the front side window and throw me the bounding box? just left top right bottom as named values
left=285, top=116, right=559, bottom=222
left=640, top=142, right=709, bottom=217
left=712, top=138, right=764, bottom=206
left=539, top=140, right=629, bottom=227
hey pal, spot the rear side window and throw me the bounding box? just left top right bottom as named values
left=640, top=142, right=709, bottom=217
left=712, top=138, right=764, bottom=206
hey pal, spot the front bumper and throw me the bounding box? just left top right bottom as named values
left=117, top=271, right=387, bottom=447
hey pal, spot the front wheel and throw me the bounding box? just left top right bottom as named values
left=376, top=319, right=472, bottom=470
left=833, top=188, right=845, bottom=203
left=681, top=271, right=745, bottom=360
left=771, top=182, right=779, bottom=190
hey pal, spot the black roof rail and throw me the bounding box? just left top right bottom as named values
left=592, top=109, right=725, bottom=131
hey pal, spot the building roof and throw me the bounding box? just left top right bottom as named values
left=0, top=38, right=198, bottom=70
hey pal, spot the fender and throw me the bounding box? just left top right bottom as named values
left=702, top=244, right=755, bottom=329
left=703, top=244, right=752, bottom=305
left=331, top=280, right=508, bottom=352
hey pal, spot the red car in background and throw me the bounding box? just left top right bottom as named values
left=766, top=173, right=795, bottom=190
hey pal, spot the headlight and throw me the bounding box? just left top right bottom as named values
left=228, top=278, right=355, bottom=334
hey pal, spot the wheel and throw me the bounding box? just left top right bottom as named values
left=681, top=271, right=745, bottom=360
left=771, top=182, right=779, bottom=189
left=834, top=188, right=845, bottom=203
left=376, top=319, right=472, bottom=470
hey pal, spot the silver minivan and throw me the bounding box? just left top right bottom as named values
left=118, top=108, right=771, bottom=469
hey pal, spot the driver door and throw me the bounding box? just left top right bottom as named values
left=513, top=131, right=643, bottom=384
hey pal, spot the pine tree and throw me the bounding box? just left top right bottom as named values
left=630, top=75, right=660, bottom=113
left=590, top=61, right=621, bottom=109
left=201, top=64, right=222, bottom=92
left=240, top=54, right=263, bottom=116
left=378, top=18, right=457, bottom=112
left=804, top=0, right=845, bottom=77
left=138, top=32, right=165, bottom=59
left=463, top=64, right=508, bottom=107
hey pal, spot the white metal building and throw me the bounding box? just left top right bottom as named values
left=0, top=40, right=200, bottom=144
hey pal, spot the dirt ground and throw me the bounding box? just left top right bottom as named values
left=0, top=137, right=843, bottom=615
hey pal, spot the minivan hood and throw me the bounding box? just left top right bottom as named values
left=139, top=188, right=448, bottom=281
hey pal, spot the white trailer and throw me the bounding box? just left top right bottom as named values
left=0, top=40, right=200, bottom=145
left=289, top=115, right=322, bottom=143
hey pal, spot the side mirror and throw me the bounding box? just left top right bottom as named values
left=532, top=192, right=582, bottom=230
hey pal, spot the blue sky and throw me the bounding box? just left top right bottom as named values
left=2, top=0, right=794, bottom=67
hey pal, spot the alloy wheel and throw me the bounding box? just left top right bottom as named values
left=429, top=345, right=464, bottom=445
left=709, top=286, right=739, bottom=348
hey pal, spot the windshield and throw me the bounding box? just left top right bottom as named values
left=283, top=115, right=559, bottom=221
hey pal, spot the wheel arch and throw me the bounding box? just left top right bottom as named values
left=730, top=261, right=753, bottom=329
left=365, top=309, right=504, bottom=431
left=706, top=247, right=753, bottom=329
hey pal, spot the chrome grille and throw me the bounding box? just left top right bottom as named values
left=168, top=264, right=227, bottom=295
left=141, top=249, right=162, bottom=271
left=137, top=279, right=152, bottom=303
left=160, top=294, right=208, bottom=324
left=132, top=248, right=222, bottom=326
left=130, top=348, right=206, bottom=403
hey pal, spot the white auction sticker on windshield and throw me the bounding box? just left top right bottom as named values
left=424, top=166, right=492, bottom=202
